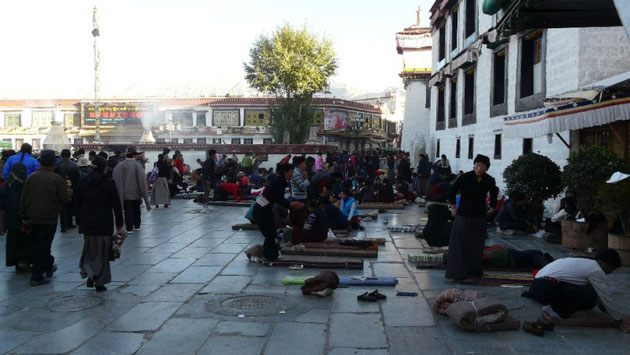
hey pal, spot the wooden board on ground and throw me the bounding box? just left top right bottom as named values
left=301, top=242, right=374, bottom=250
left=206, top=201, right=252, bottom=207
left=267, top=255, right=364, bottom=269
left=281, top=246, right=377, bottom=258
left=332, top=229, right=349, bottom=236
left=358, top=212, right=378, bottom=219
left=358, top=203, right=405, bottom=210
left=232, top=223, right=259, bottom=230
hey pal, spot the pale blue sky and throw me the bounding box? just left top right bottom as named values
left=0, top=0, right=433, bottom=98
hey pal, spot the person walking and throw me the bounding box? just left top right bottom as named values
left=445, top=154, right=498, bottom=281
left=2, top=143, right=39, bottom=180
left=253, top=163, right=304, bottom=261
left=112, top=147, right=151, bottom=234
left=290, top=156, right=310, bottom=245
left=202, top=149, right=216, bottom=203
left=20, top=150, right=71, bottom=286
left=150, top=154, right=171, bottom=208
left=55, top=149, right=80, bottom=232
left=0, top=161, right=30, bottom=273
left=75, top=157, right=124, bottom=292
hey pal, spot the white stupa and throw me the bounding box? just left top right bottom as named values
left=139, top=130, right=156, bottom=144
left=43, top=122, right=72, bottom=152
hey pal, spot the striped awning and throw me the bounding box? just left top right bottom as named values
left=503, top=92, right=630, bottom=138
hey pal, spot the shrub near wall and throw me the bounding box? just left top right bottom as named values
left=503, top=153, right=563, bottom=206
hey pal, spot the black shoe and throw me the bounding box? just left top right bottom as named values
left=30, top=278, right=50, bottom=286
left=357, top=292, right=378, bottom=302
left=95, top=285, right=107, bottom=292
left=369, top=289, right=387, bottom=300
left=45, top=264, right=58, bottom=278
left=86, top=278, right=94, bottom=288
left=155, top=205, right=159, bottom=208
left=164, top=205, right=169, bottom=208
left=60, top=229, right=67, bottom=233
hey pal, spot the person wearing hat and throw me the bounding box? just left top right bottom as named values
left=75, top=157, right=124, bottom=292
left=112, top=147, right=151, bottom=234
left=20, top=150, right=71, bottom=286
left=55, top=149, right=80, bottom=232
left=77, top=156, right=91, bottom=183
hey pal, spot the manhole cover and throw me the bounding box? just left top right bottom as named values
left=222, top=295, right=281, bottom=311
left=48, top=295, right=104, bottom=312
left=206, top=295, right=286, bottom=316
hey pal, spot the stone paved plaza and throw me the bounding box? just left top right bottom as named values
left=1, top=200, right=630, bottom=354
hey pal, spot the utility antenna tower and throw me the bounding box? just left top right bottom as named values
left=92, top=6, right=101, bottom=143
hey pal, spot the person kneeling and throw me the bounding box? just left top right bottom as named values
left=495, top=191, right=536, bottom=234
left=340, top=189, right=363, bottom=230
left=303, top=199, right=330, bottom=243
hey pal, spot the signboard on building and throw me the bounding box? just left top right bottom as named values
left=83, top=103, right=152, bottom=126
left=324, top=108, right=348, bottom=131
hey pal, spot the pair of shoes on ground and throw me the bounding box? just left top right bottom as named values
left=522, top=319, right=555, bottom=336
left=357, top=289, right=387, bottom=302
left=30, top=264, right=58, bottom=286
left=86, top=278, right=107, bottom=291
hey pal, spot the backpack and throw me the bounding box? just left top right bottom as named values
left=149, top=165, right=158, bottom=183
left=11, top=153, right=27, bottom=177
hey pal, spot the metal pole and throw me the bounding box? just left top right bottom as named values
left=92, top=6, right=101, bottom=143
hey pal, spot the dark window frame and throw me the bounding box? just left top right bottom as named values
left=523, top=138, right=533, bottom=155
left=451, top=8, right=458, bottom=52
left=516, top=29, right=546, bottom=112
left=197, top=138, right=207, bottom=144
left=491, top=47, right=508, bottom=117
left=465, top=0, right=477, bottom=39
left=196, top=112, right=207, bottom=126
left=436, top=86, right=446, bottom=131
left=468, top=136, right=474, bottom=159
left=438, top=24, right=446, bottom=61
left=243, top=138, right=254, bottom=145
left=462, top=66, right=476, bottom=126
left=436, top=139, right=441, bottom=158
left=425, top=85, right=431, bottom=108
left=494, top=133, right=502, bottom=160
left=231, top=138, right=241, bottom=145
left=455, top=138, right=461, bottom=158
left=263, top=138, right=273, bottom=144
left=449, top=78, right=458, bottom=128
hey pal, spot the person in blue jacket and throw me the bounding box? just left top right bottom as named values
left=340, top=188, right=363, bottom=230
left=2, top=143, right=39, bottom=180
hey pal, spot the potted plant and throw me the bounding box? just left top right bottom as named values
left=561, top=146, right=627, bottom=249
left=503, top=153, right=563, bottom=223
left=598, top=177, right=630, bottom=266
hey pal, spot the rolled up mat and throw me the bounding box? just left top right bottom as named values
left=445, top=298, right=520, bottom=332
left=339, top=277, right=398, bottom=286
left=282, top=276, right=311, bottom=285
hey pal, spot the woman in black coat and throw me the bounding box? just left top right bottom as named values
left=75, top=157, right=124, bottom=291
left=0, top=162, right=30, bottom=273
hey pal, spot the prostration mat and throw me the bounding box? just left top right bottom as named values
left=458, top=272, right=534, bottom=286
left=281, top=246, right=378, bottom=258
left=265, top=255, right=364, bottom=269
left=282, top=276, right=398, bottom=286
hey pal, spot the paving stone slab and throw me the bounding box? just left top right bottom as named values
left=331, top=288, right=381, bottom=313
left=214, top=320, right=270, bottom=336
left=212, top=243, right=248, bottom=254
left=128, top=272, right=177, bottom=285
left=0, top=329, right=40, bottom=354
left=220, top=259, right=259, bottom=276
left=201, top=275, right=252, bottom=294
left=171, top=266, right=222, bottom=283
left=371, top=262, right=412, bottom=278
left=265, top=322, right=326, bottom=355
left=381, top=296, right=434, bottom=327
left=295, top=308, right=330, bottom=324
left=145, top=283, right=204, bottom=302
left=328, top=349, right=389, bottom=355
left=147, top=257, right=197, bottom=273
left=194, top=253, right=238, bottom=266
left=109, top=301, right=181, bottom=331
left=329, top=313, right=387, bottom=348
left=170, top=247, right=213, bottom=259
left=15, top=318, right=105, bottom=354
left=198, top=336, right=266, bottom=355
left=72, top=331, right=145, bottom=355
left=385, top=326, right=451, bottom=355
left=136, top=318, right=219, bottom=355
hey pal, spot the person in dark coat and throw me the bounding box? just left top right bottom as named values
left=0, top=162, right=30, bottom=273
left=202, top=149, right=216, bottom=203
left=75, top=157, right=124, bottom=291
left=150, top=154, right=171, bottom=208
left=55, top=149, right=80, bottom=232
left=445, top=154, right=498, bottom=281
left=252, top=163, right=304, bottom=261
left=420, top=184, right=453, bottom=247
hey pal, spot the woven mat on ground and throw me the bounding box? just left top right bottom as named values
left=329, top=237, right=387, bottom=245
left=446, top=298, right=520, bottom=332
left=232, top=223, right=259, bottom=230
left=205, top=201, right=252, bottom=207
left=301, top=242, right=375, bottom=250
left=281, top=246, right=377, bottom=258
left=282, top=276, right=398, bottom=286
left=543, top=309, right=618, bottom=328
left=357, top=203, right=405, bottom=210
left=266, top=255, right=363, bottom=269
left=458, top=272, right=534, bottom=286
left=387, top=224, right=424, bottom=232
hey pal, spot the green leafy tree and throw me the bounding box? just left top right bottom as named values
left=244, top=24, right=338, bottom=143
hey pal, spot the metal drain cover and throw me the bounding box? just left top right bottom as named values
left=207, top=295, right=286, bottom=316
left=48, top=295, right=104, bottom=312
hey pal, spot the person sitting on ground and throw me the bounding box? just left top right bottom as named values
left=524, top=248, right=627, bottom=329
left=340, top=188, right=363, bottom=230
left=486, top=186, right=504, bottom=225
left=302, top=199, right=330, bottom=243
left=362, top=177, right=382, bottom=203
left=395, top=178, right=413, bottom=202
left=322, top=195, right=350, bottom=230
left=482, top=245, right=553, bottom=269
left=420, top=184, right=452, bottom=247
left=378, top=178, right=395, bottom=203
left=495, top=191, right=536, bottom=234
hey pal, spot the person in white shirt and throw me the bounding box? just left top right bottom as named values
left=526, top=248, right=624, bottom=326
